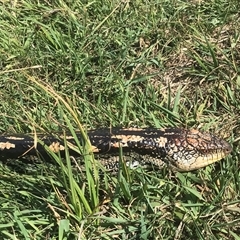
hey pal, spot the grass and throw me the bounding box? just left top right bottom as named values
left=0, top=0, right=240, bottom=239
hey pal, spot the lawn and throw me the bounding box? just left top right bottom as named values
left=0, top=0, right=239, bottom=239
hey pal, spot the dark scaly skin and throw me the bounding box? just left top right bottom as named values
left=0, top=128, right=232, bottom=171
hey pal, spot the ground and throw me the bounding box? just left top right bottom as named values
left=0, top=1, right=239, bottom=239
